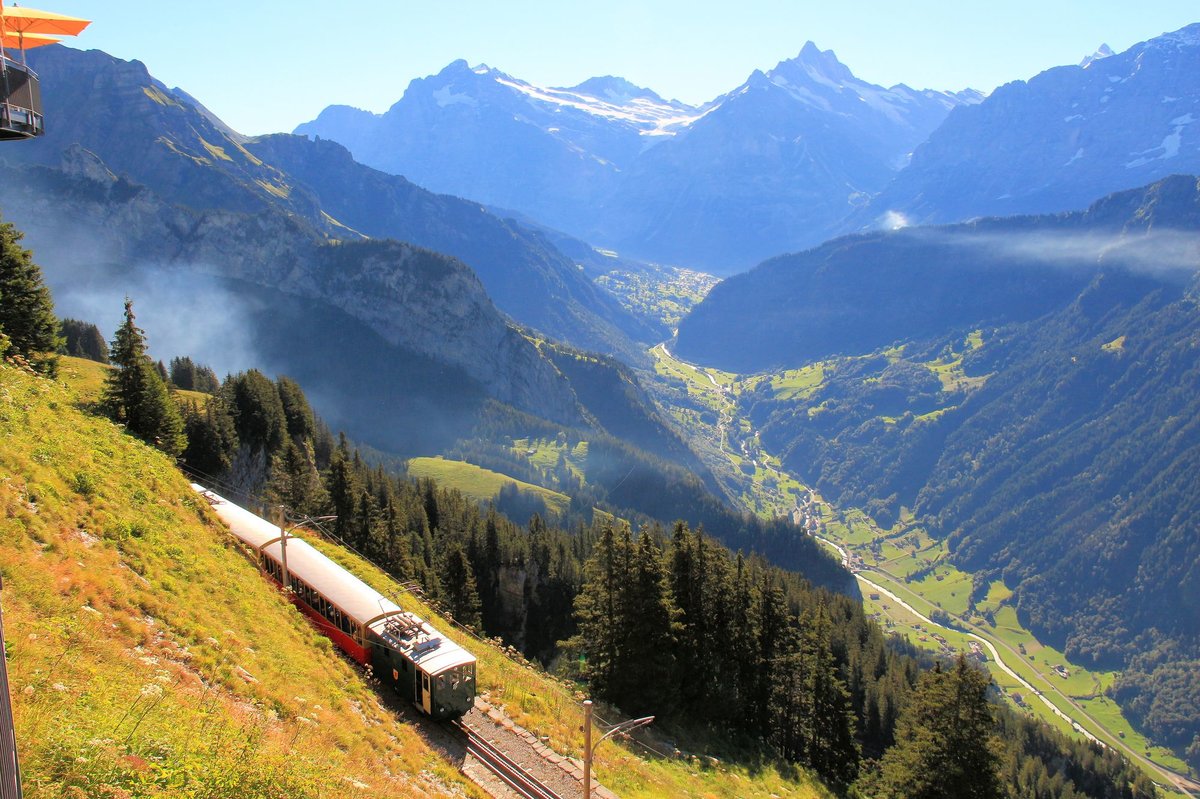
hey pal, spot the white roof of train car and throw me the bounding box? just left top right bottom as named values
left=193, top=484, right=476, bottom=675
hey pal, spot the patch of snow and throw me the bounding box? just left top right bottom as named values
left=432, top=86, right=478, bottom=108
left=1162, top=129, right=1183, bottom=159
left=1125, top=120, right=1189, bottom=168
left=1063, top=148, right=1085, bottom=166
left=1080, top=44, right=1115, bottom=68
left=770, top=75, right=833, bottom=112
left=492, top=75, right=705, bottom=135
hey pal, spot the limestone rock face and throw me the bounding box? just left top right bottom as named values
left=0, top=153, right=584, bottom=428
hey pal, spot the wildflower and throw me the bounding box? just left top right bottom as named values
left=139, top=683, right=164, bottom=699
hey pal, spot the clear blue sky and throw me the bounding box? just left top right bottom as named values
left=32, top=0, right=1200, bottom=136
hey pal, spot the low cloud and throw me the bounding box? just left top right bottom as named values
left=911, top=227, right=1200, bottom=281
left=879, top=210, right=910, bottom=231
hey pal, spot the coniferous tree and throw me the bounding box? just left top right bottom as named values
left=225, top=369, right=288, bottom=453
left=181, top=398, right=238, bottom=477
left=266, top=439, right=328, bottom=517
left=277, top=376, right=316, bottom=442
left=874, top=655, right=1004, bottom=799
left=59, top=318, right=109, bottom=364
left=799, top=604, right=860, bottom=788
left=441, top=541, right=483, bottom=630
left=169, top=356, right=220, bottom=393
left=572, top=523, right=629, bottom=699
left=610, top=527, right=677, bottom=716
left=0, top=215, right=61, bottom=375
left=101, top=299, right=186, bottom=456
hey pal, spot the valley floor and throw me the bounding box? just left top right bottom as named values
left=644, top=341, right=1200, bottom=798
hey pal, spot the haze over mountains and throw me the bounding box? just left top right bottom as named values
left=297, top=43, right=979, bottom=273
left=9, top=46, right=657, bottom=363
left=858, top=23, right=1200, bottom=230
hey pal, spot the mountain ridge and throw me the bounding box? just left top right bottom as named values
left=854, top=23, right=1200, bottom=232
left=296, top=44, right=977, bottom=273
left=16, top=45, right=653, bottom=361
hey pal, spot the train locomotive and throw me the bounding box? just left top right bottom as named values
left=193, top=485, right=476, bottom=720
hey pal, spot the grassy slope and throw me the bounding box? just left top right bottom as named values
left=9, top=357, right=828, bottom=799
left=406, top=456, right=571, bottom=517
left=2, top=358, right=479, bottom=798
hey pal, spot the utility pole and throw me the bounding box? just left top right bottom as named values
left=581, top=699, right=653, bottom=799
left=276, top=508, right=336, bottom=593
left=0, top=576, right=22, bottom=798
left=583, top=700, right=593, bottom=799
left=277, top=507, right=291, bottom=592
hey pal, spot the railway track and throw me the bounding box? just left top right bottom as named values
left=449, top=718, right=568, bottom=799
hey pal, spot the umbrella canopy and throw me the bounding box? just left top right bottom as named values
left=0, top=5, right=90, bottom=37
left=0, top=29, right=59, bottom=49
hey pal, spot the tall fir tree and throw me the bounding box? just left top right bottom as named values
left=874, top=655, right=1004, bottom=799
left=59, top=318, right=109, bottom=364
left=609, top=527, right=678, bottom=716
left=101, top=299, right=186, bottom=456
left=441, top=541, right=483, bottom=630
left=572, top=522, right=629, bottom=699
left=266, top=439, right=328, bottom=517
left=0, top=215, right=61, bottom=375
left=181, top=398, right=238, bottom=476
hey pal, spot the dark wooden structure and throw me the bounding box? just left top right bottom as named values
left=0, top=56, right=42, bottom=139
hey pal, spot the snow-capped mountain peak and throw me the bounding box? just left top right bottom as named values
left=1080, top=44, right=1115, bottom=68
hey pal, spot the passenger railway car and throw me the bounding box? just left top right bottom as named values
left=193, top=485, right=476, bottom=720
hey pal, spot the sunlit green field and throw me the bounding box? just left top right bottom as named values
left=406, top=456, right=571, bottom=517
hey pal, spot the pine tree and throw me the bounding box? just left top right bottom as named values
left=277, top=376, right=316, bottom=441
left=441, top=541, right=483, bottom=630
left=0, top=215, right=61, bottom=375
left=101, top=299, right=186, bottom=456
left=610, top=527, right=677, bottom=716
left=875, top=655, right=1004, bottom=799
left=800, top=604, right=860, bottom=788
left=181, top=398, right=238, bottom=477
left=225, top=369, right=287, bottom=453
left=572, top=523, right=630, bottom=699
left=59, top=318, right=109, bottom=364
left=266, top=439, right=328, bottom=517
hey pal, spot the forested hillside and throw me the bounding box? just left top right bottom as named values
left=677, top=177, right=1200, bottom=768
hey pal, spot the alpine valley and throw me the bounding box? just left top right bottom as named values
left=1, top=14, right=1199, bottom=799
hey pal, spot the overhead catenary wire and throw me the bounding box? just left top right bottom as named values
left=184, top=463, right=679, bottom=766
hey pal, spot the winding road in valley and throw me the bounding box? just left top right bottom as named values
left=655, top=341, right=1199, bottom=796
left=817, top=537, right=1199, bottom=798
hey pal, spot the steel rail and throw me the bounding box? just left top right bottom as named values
left=449, top=719, right=566, bottom=799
